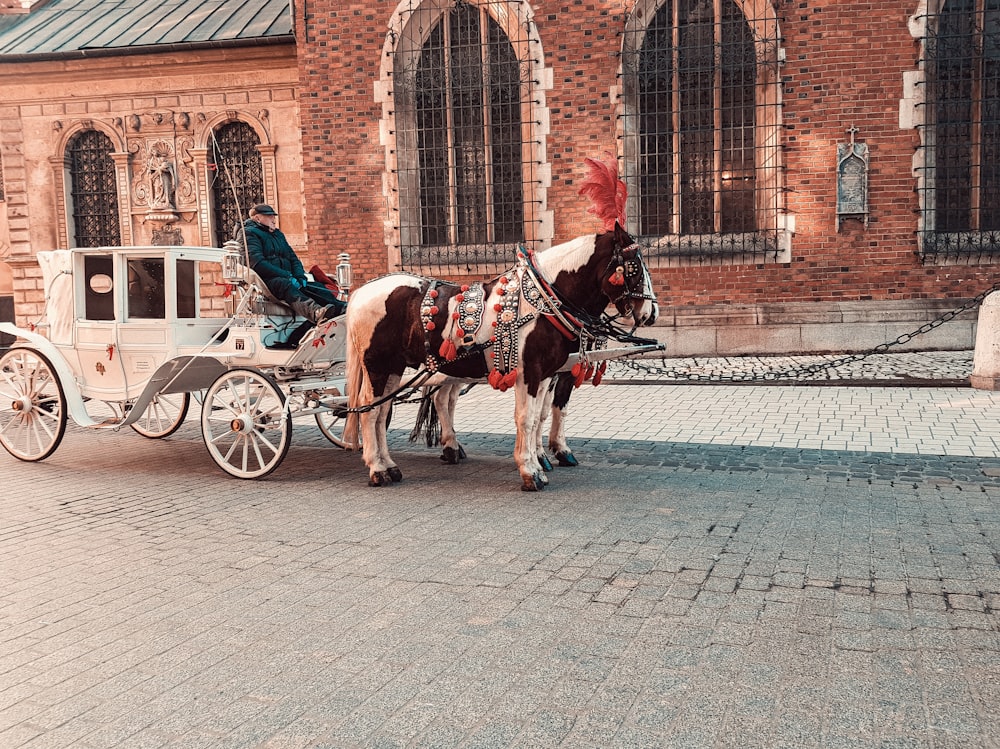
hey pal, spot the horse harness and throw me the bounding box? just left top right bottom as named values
left=419, top=243, right=647, bottom=391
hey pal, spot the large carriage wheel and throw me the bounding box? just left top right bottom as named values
left=130, top=392, right=191, bottom=439
left=0, top=348, right=68, bottom=462
left=201, top=368, right=291, bottom=479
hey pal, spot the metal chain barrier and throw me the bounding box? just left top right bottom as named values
left=609, top=284, right=1000, bottom=384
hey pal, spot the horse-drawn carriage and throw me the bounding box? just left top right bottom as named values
left=0, top=242, right=353, bottom=478
left=0, top=157, right=661, bottom=488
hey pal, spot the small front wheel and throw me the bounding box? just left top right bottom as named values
left=315, top=408, right=352, bottom=449
left=131, top=392, right=190, bottom=438
left=201, top=369, right=290, bottom=478
left=0, top=348, right=68, bottom=462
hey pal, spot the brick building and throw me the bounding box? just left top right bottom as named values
left=0, top=0, right=995, bottom=355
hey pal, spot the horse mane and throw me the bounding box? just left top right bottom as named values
left=578, top=154, right=627, bottom=232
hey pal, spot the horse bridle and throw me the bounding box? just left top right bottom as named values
left=606, top=243, right=655, bottom=312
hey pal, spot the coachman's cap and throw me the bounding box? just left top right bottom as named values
left=252, top=204, right=278, bottom=216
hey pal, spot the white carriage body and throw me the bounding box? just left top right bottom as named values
left=0, top=245, right=351, bottom=477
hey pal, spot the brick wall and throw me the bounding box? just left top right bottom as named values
left=295, top=0, right=1000, bottom=314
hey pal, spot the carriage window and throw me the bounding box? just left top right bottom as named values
left=195, top=259, right=230, bottom=319
left=83, top=255, right=114, bottom=321
left=176, top=259, right=197, bottom=319
left=620, top=0, right=785, bottom=264
left=127, top=258, right=165, bottom=319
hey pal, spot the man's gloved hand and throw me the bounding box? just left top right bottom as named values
left=290, top=276, right=304, bottom=290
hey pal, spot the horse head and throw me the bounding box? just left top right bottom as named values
left=599, top=222, right=658, bottom=327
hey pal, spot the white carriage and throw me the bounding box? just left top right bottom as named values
left=0, top=244, right=352, bottom=478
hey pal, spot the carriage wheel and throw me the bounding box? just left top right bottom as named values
left=130, top=392, right=190, bottom=439
left=0, top=348, right=68, bottom=462
left=315, top=408, right=352, bottom=449
left=201, top=368, right=291, bottom=479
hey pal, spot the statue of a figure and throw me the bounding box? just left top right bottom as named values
left=148, top=144, right=176, bottom=210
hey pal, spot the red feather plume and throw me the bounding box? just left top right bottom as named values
left=578, top=153, right=627, bottom=231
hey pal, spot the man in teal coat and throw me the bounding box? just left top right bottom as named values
left=242, top=204, right=344, bottom=323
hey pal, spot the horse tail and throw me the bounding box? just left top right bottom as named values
left=343, top=321, right=365, bottom=451
left=408, top=386, right=441, bottom=447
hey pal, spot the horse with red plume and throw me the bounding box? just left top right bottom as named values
left=343, top=155, right=658, bottom=490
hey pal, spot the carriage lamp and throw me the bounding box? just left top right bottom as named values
left=335, top=253, right=352, bottom=299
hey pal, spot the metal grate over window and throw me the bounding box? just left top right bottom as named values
left=919, top=0, right=1000, bottom=262
left=389, top=0, right=537, bottom=275
left=210, top=121, right=265, bottom=244
left=620, top=0, right=784, bottom=265
left=68, top=130, right=121, bottom=248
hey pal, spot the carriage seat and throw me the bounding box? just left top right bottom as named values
left=222, top=240, right=300, bottom=319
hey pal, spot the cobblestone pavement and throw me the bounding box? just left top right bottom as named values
left=1, top=351, right=999, bottom=749
left=604, top=350, right=976, bottom=385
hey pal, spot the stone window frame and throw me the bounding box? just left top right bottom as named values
left=50, top=111, right=277, bottom=249
left=617, top=0, right=791, bottom=267
left=377, top=0, right=554, bottom=276
left=51, top=121, right=131, bottom=248
left=906, top=0, right=1000, bottom=265
left=203, top=116, right=270, bottom=246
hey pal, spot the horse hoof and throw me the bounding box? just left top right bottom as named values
left=387, top=466, right=403, bottom=483
left=556, top=451, right=578, bottom=467
left=521, top=473, right=545, bottom=492
left=538, top=453, right=553, bottom=472
left=368, top=472, right=387, bottom=487
left=458, top=445, right=467, bottom=460
left=440, top=447, right=460, bottom=464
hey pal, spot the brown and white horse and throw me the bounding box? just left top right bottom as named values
left=344, top=225, right=657, bottom=490
left=344, top=159, right=658, bottom=490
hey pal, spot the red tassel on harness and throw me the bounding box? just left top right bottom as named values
left=571, top=361, right=586, bottom=388
left=609, top=266, right=625, bottom=286
left=592, top=361, right=607, bottom=386
left=488, top=369, right=503, bottom=389
left=501, top=370, right=517, bottom=390
left=439, top=338, right=458, bottom=361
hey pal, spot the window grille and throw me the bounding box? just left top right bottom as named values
left=919, top=0, right=1000, bottom=262
left=68, top=130, right=121, bottom=248
left=620, top=0, right=784, bottom=265
left=210, top=121, right=264, bottom=244
left=389, top=0, right=538, bottom=275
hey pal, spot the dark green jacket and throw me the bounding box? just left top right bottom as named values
left=243, top=218, right=306, bottom=302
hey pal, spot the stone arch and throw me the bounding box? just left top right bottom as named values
left=194, top=112, right=275, bottom=245
left=377, top=0, right=553, bottom=273
left=617, top=0, right=789, bottom=263
left=50, top=120, right=130, bottom=247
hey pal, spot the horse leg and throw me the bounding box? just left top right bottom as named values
left=548, top=371, right=578, bottom=467
left=362, top=373, right=403, bottom=486
left=513, top=379, right=549, bottom=491
left=434, top=382, right=466, bottom=464
left=535, top=381, right=554, bottom=472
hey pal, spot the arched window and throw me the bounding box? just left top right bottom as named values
left=389, top=0, right=539, bottom=274
left=621, top=0, right=785, bottom=264
left=67, top=130, right=120, bottom=248
left=210, top=121, right=264, bottom=244
left=919, top=0, right=1000, bottom=261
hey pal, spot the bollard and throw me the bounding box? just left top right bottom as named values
left=971, top=290, right=1000, bottom=390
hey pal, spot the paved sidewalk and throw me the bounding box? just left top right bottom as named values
left=1, top=351, right=999, bottom=749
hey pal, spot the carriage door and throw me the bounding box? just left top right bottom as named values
left=118, top=255, right=172, bottom=399
left=73, top=253, right=127, bottom=400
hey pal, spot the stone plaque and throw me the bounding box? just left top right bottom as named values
left=837, top=127, right=869, bottom=229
